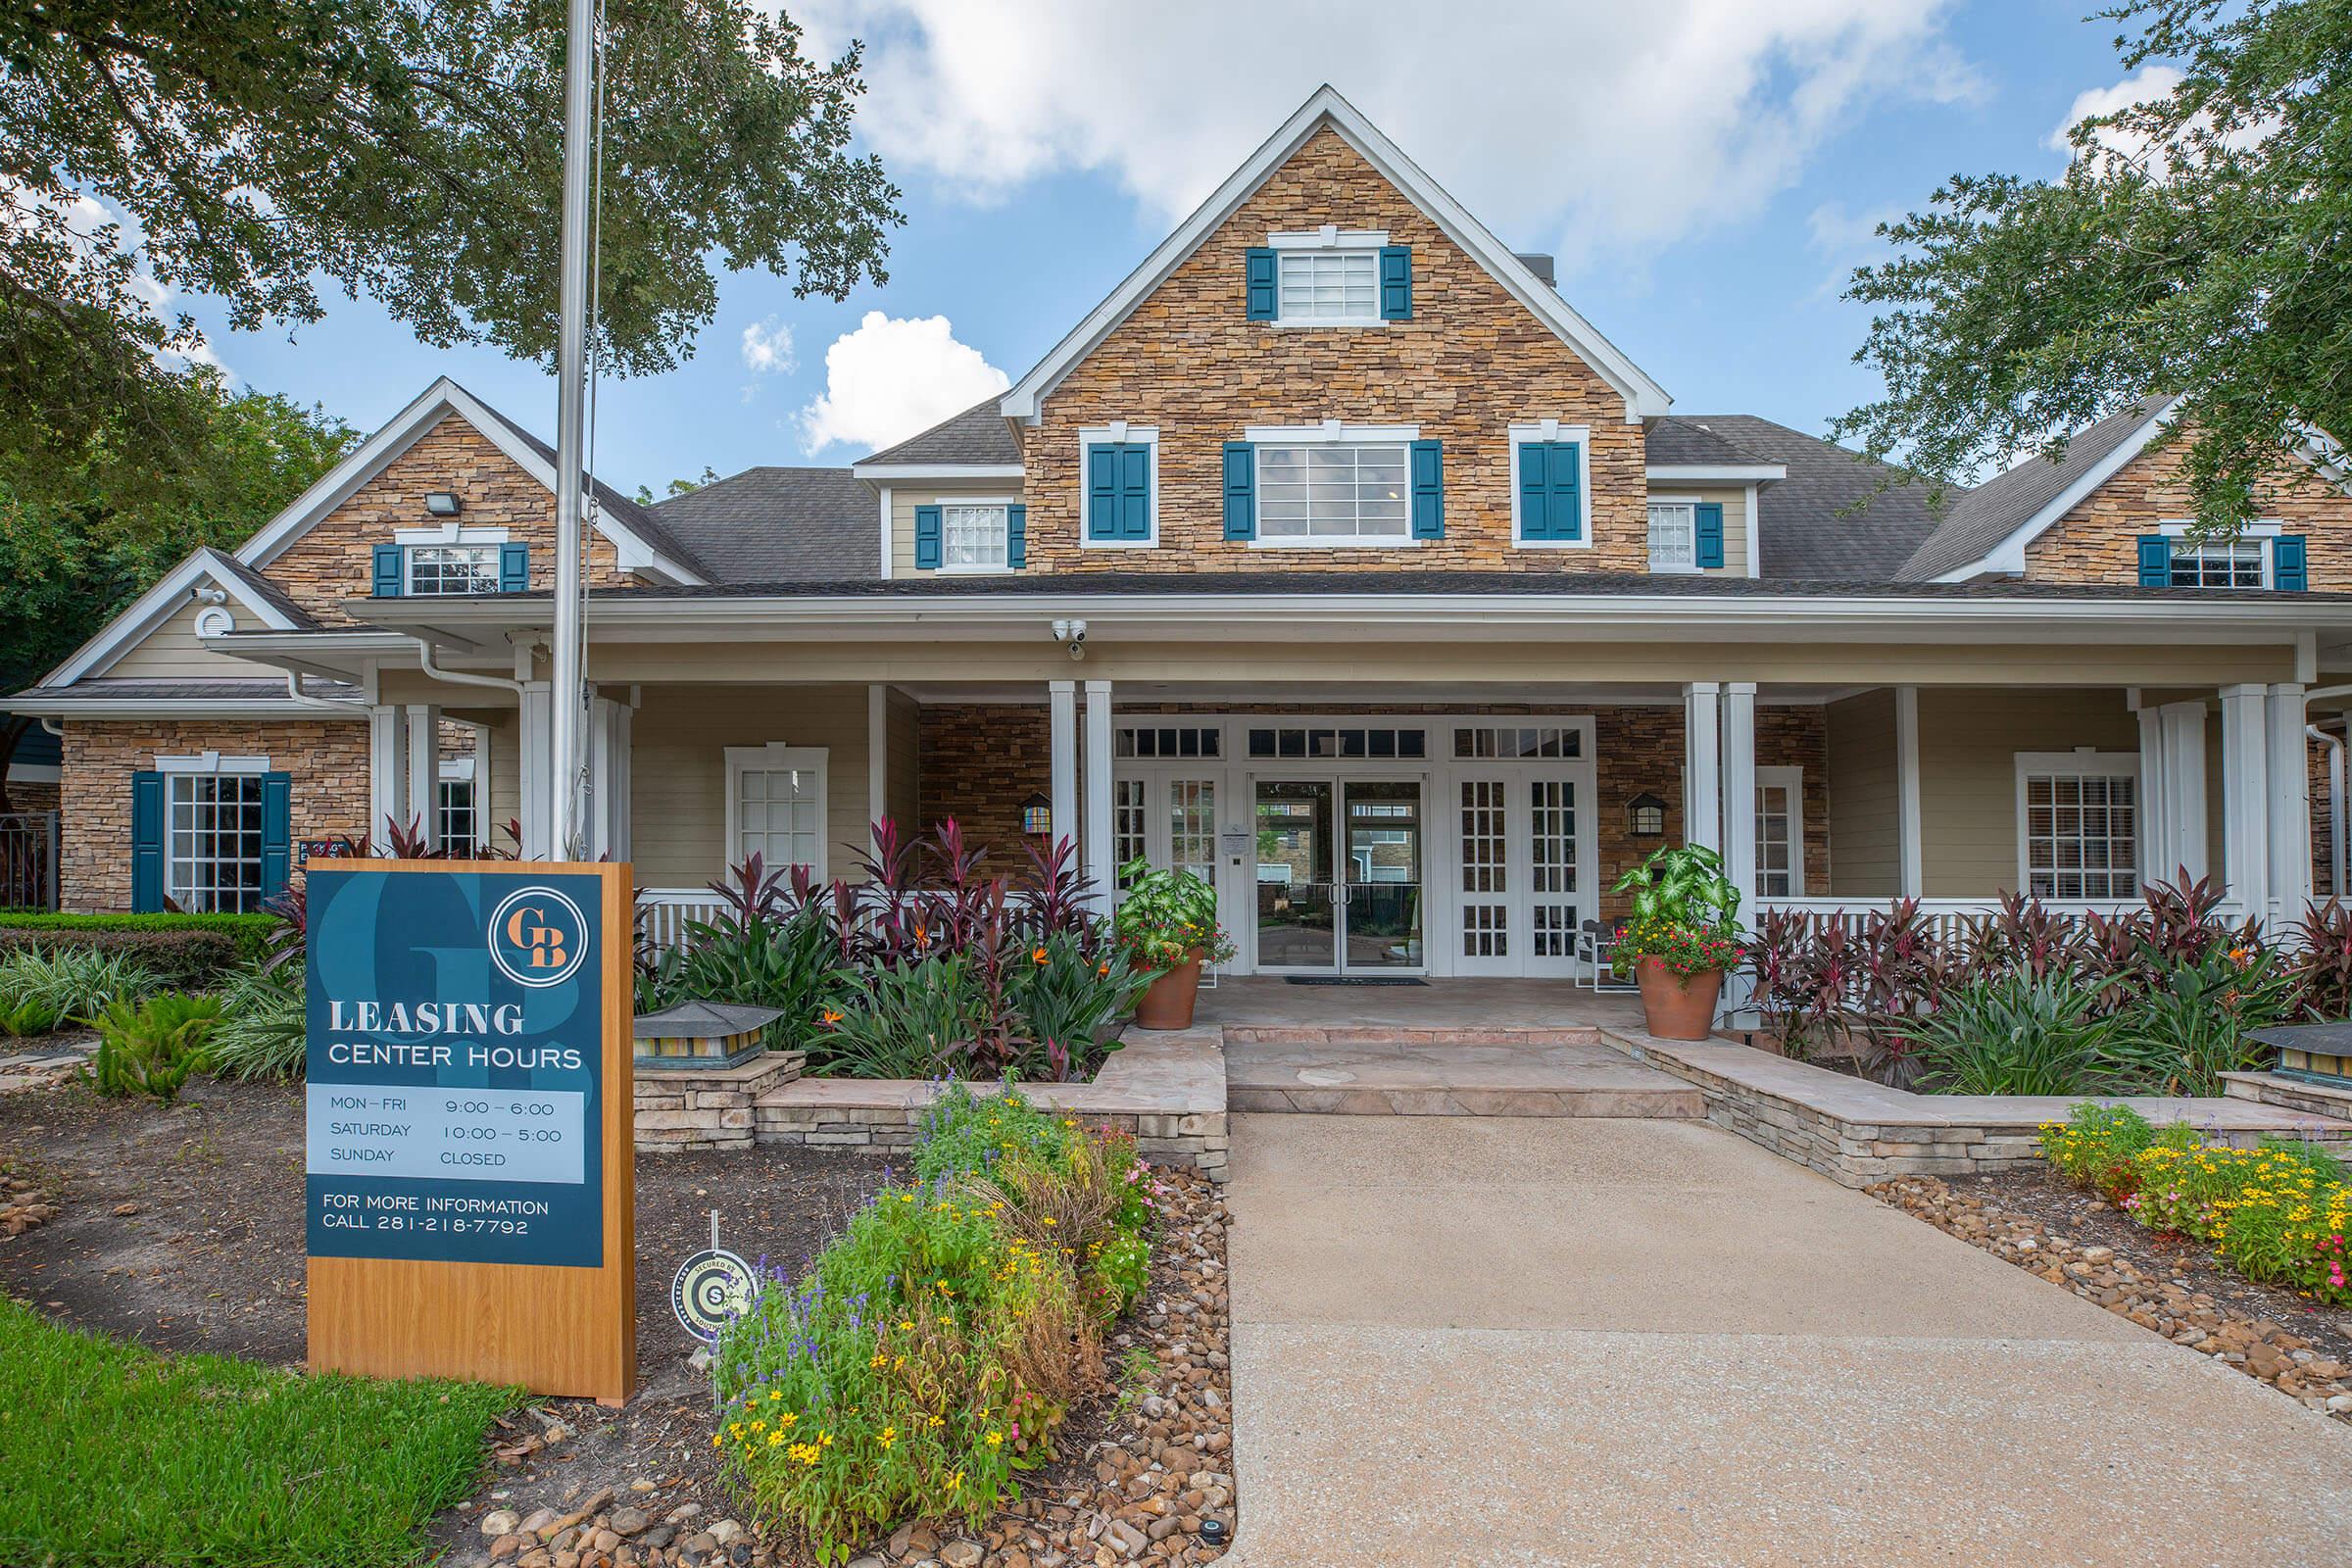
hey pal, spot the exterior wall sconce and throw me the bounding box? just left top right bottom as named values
left=1628, top=792, right=1667, bottom=838
left=1021, top=792, right=1054, bottom=837
left=423, top=491, right=463, bottom=516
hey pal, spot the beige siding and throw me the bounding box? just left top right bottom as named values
left=483, top=713, right=521, bottom=854
left=1826, top=690, right=1899, bottom=896
left=1644, top=484, right=1752, bottom=579
left=628, top=684, right=875, bottom=886
left=1918, top=689, right=2141, bottom=897
left=106, top=600, right=269, bottom=678
left=888, top=482, right=1027, bottom=580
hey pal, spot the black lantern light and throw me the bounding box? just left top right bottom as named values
left=1021, top=791, right=1054, bottom=837
left=1628, top=791, right=1667, bottom=838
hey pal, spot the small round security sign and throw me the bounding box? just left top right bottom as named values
left=671, top=1248, right=755, bottom=1342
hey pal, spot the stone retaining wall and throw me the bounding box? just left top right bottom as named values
left=634, top=1052, right=805, bottom=1153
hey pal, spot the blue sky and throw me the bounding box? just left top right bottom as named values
left=174, top=1, right=2152, bottom=496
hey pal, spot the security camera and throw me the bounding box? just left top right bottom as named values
left=1050, top=618, right=1088, bottom=661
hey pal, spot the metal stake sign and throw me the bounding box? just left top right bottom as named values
left=305, top=860, right=635, bottom=1404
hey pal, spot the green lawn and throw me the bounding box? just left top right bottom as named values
left=0, top=1297, right=518, bottom=1566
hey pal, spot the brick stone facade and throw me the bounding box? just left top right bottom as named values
left=58, top=719, right=368, bottom=911
left=917, top=704, right=1054, bottom=865
left=2024, top=435, right=2352, bottom=587
left=1022, top=126, right=1645, bottom=574
left=264, top=416, right=627, bottom=624
left=1594, top=706, right=1831, bottom=919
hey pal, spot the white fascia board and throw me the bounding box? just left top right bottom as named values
left=1928, top=405, right=2176, bottom=582
left=998, top=84, right=1671, bottom=424
left=1645, top=464, right=1787, bottom=481
left=42, top=547, right=302, bottom=686
left=6, top=692, right=362, bottom=720
left=848, top=463, right=1024, bottom=481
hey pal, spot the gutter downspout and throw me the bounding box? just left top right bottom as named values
left=281, top=670, right=365, bottom=713
left=413, top=637, right=526, bottom=700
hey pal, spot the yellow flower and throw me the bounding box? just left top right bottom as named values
left=986, top=1431, right=1004, bottom=1447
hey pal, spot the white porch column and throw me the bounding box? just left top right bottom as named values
left=368, top=704, right=409, bottom=847
left=2268, top=682, right=2312, bottom=921
left=403, top=703, right=440, bottom=850
left=1048, top=680, right=1077, bottom=862
left=585, top=692, right=631, bottom=862
left=2155, top=699, right=2209, bottom=883
left=1720, top=682, right=1757, bottom=898
left=1895, top=686, right=1924, bottom=898
left=2220, top=683, right=2271, bottom=918
left=2136, top=700, right=2166, bottom=889
left=517, top=681, right=554, bottom=860
left=1083, top=678, right=1114, bottom=906
left=866, top=683, right=889, bottom=847
left=1683, top=682, right=1721, bottom=853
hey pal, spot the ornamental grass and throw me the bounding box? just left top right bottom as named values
left=2040, top=1103, right=2352, bottom=1305
left=711, top=1086, right=1159, bottom=1564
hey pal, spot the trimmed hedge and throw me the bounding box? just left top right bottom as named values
left=0, top=912, right=275, bottom=967
left=0, top=927, right=244, bottom=989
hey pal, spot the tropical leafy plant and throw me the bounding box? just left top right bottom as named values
left=203, top=966, right=310, bottom=1081
left=2108, top=943, right=2295, bottom=1097
left=808, top=955, right=991, bottom=1080
left=1109, top=858, right=1233, bottom=971
left=1900, top=973, right=2122, bottom=1096
left=1005, top=930, right=1151, bottom=1081
left=1611, top=843, right=1743, bottom=934
left=86, top=992, right=222, bottom=1101
left=0, top=947, right=160, bottom=1023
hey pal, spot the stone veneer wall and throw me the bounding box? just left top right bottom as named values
left=1021, top=124, right=1645, bottom=574
left=58, top=718, right=368, bottom=911
left=917, top=704, right=1052, bottom=864
left=2024, top=434, right=2352, bottom=587
left=1594, top=706, right=1830, bottom=919
left=263, top=415, right=628, bottom=625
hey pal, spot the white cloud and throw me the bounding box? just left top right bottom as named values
left=2, top=181, right=234, bottom=382
left=2049, top=65, right=2271, bottom=176
left=740, top=316, right=797, bottom=375
left=791, top=0, right=1981, bottom=271
left=798, top=310, right=1009, bottom=454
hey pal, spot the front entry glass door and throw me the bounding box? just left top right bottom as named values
left=1253, top=778, right=1424, bottom=972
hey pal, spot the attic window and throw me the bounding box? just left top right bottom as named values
left=1278, top=250, right=1380, bottom=322
left=407, top=543, right=502, bottom=596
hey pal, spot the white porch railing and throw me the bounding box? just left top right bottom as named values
left=637, top=887, right=728, bottom=951
left=1749, top=895, right=2252, bottom=943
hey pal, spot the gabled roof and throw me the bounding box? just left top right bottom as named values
left=234, top=376, right=711, bottom=584
left=999, top=85, right=1671, bottom=424
left=40, top=546, right=312, bottom=687
left=1672, top=416, right=1953, bottom=581
left=652, top=466, right=876, bottom=580
left=856, top=398, right=1022, bottom=469
left=1643, top=416, right=1774, bottom=471
left=1896, top=396, right=2176, bottom=582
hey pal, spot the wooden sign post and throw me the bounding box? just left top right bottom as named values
left=305, top=861, right=634, bottom=1404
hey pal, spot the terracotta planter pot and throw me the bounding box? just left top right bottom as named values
left=1133, top=954, right=1203, bottom=1030
left=1635, top=958, right=1725, bottom=1041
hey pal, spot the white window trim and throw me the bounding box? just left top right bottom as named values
left=1265, top=228, right=1389, bottom=327
left=403, top=539, right=504, bottom=596
left=723, top=743, right=830, bottom=882
left=2157, top=519, right=2280, bottom=588
left=437, top=757, right=477, bottom=783
left=1507, top=420, right=1594, bottom=550
left=393, top=522, right=513, bottom=546
left=1754, top=763, right=1804, bottom=897
left=157, top=752, right=270, bottom=775
left=1078, top=424, right=1160, bottom=550
left=1645, top=494, right=1701, bottom=576
left=2013, top=750, right=2140, bottom=901
left=934, top=495, right=1021, bottom=575
left=1246, top=422, right=1425, bottom=551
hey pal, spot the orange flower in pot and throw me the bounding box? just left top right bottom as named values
left=1111, top=858, right=1237, bottom=1030
left=1609, top=843, right=1746, bottom=1042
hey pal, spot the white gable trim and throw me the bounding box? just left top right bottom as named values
left=1928, top=405, right=2176, bottom=582
left=998, top=85, right=1671, bottom=424
left=40, top=548, right=300, bottom=686
left=235, top=376, right=707, bottom=585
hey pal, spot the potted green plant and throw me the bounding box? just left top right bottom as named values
left=1111, top=858, right=1237, bottom=1029
left=1610, top=843, right=1746, bottom=1041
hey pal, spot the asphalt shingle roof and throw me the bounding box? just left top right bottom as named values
left=1643, top=416, right=1768, bottom=468
left=650, top=467, right=876, bottom=581
left=209, top=551, right=320, bottom=629
left=861, top=398, right=1022, bottom=466
left=466, top=396, right=719, bottom=581
left=1894, top=396, right=2173, bottom=581
left=1665, top=415, right=1953, bottom=581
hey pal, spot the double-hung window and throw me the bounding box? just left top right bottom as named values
left=1647, top=503, right=1696, bottom=571
left=136, top=755, right=287, bottom=914
left=943, top=504, right=1009, bottom=570
left=725, top=744, right=828, bottom=881
left=2169, top=538, right=2266, bottom=588
left=407, top=543, right=502, bottom=596
left=2017, top=753, right=2138, bottom=901
left=1256, top=443, right=1410, bottom=543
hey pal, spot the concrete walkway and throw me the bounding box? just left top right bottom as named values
left=1224, top=1114, right=2352, bottom=1567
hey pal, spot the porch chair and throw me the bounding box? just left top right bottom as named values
left=1579, top=918, right=1641, bottom=993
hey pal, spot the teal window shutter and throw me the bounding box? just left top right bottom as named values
left=1409, top=439, right=1444, bottom=539
left=1517, top=441, right=1551, bottom=540
left=2135, top=535, right=2173, bottom=587
left=131, top=770, right=165, bottom=912
left=2275, top=534, right=2308, bottom=591
left=1693, top=503, right=1725, bottom=568
left=1115, top=444, right=1152, bottom=539
left=371, top=543, right=404, bottom=597
left=1086, top=445, right=1118, bottom=538
left=1223, top=442, right=1255, bottom=540
left=498, top=542, right=529, bottom=593
left=1548, top=442, right=1584, bottom=542
left=913, top=505, right=943, bottom=569
left=1380, top=246, right=1413, bottom=320
left=1246, top=248, right=1277, bottom=319
left=261, top=773, right=292, bottom=899
left=1006, top=504, right=1027, bottom=569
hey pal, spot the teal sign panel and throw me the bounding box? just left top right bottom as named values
left=305, top=868, right=606, bottom=1268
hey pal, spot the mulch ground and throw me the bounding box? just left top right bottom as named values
left=0, top=1074, right=1234, bottom=1568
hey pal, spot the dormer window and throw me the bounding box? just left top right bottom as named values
left=2136, top=524, right=2306, bottom=591
left=1249, top=228, right=1412, bottom=324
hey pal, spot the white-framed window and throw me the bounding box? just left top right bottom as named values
left=1646, top=500, right=1697, bottom=572
left=158, top=753, right=270, bottom=914
left=1507, top=421, right=1594, bottom=549
left=942, top=503, right=1010, bottom=571
left=724, top=744, right=829, bottom=881
left=1755, top=765, right=1803, bottom=898
left=406, top=543, right=502, bottom=597
left=1255, top=442, right=1411, bottom=543
left=1277, top=250, right=1379, bottom=323
left=2016, top=751, right=2138, bottom=901
left=2170, top=538, right=2268, bottom=588
left=436, top=757, right=478, bottom=853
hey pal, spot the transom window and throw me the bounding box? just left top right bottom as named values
left=1647, top=503, right=1696, bottom=571
left=407, top=543, right=501, bottom=597
left=1453, top=725, right=1583, bottom=760
left=1248, top=726, right=1427, bottom=760
left=1256, top=444, right=1409, bottom=542
left=2170, top=538, right=2266, bottom=588
left=2019, top=755, right=2137, bottom=901
left=1115, top=726, right=1222, bottom=760
left=943, top=505, right=1008, bottom=570
left=725, top=745, right=828, bottom=880
left=169, top=773, right=265, bottom=913
left=1277, top=250, right=1379, bottom=322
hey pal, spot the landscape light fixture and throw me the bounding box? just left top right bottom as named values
left=423, top=491, right=463, bottom=516
left=1022, top=792, right=1054, bottom=837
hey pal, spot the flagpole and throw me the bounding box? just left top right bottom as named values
left=549, top=0, right=596, bottom=860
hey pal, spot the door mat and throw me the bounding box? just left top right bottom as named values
left=1282, top=976, right=1429, bottom=987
